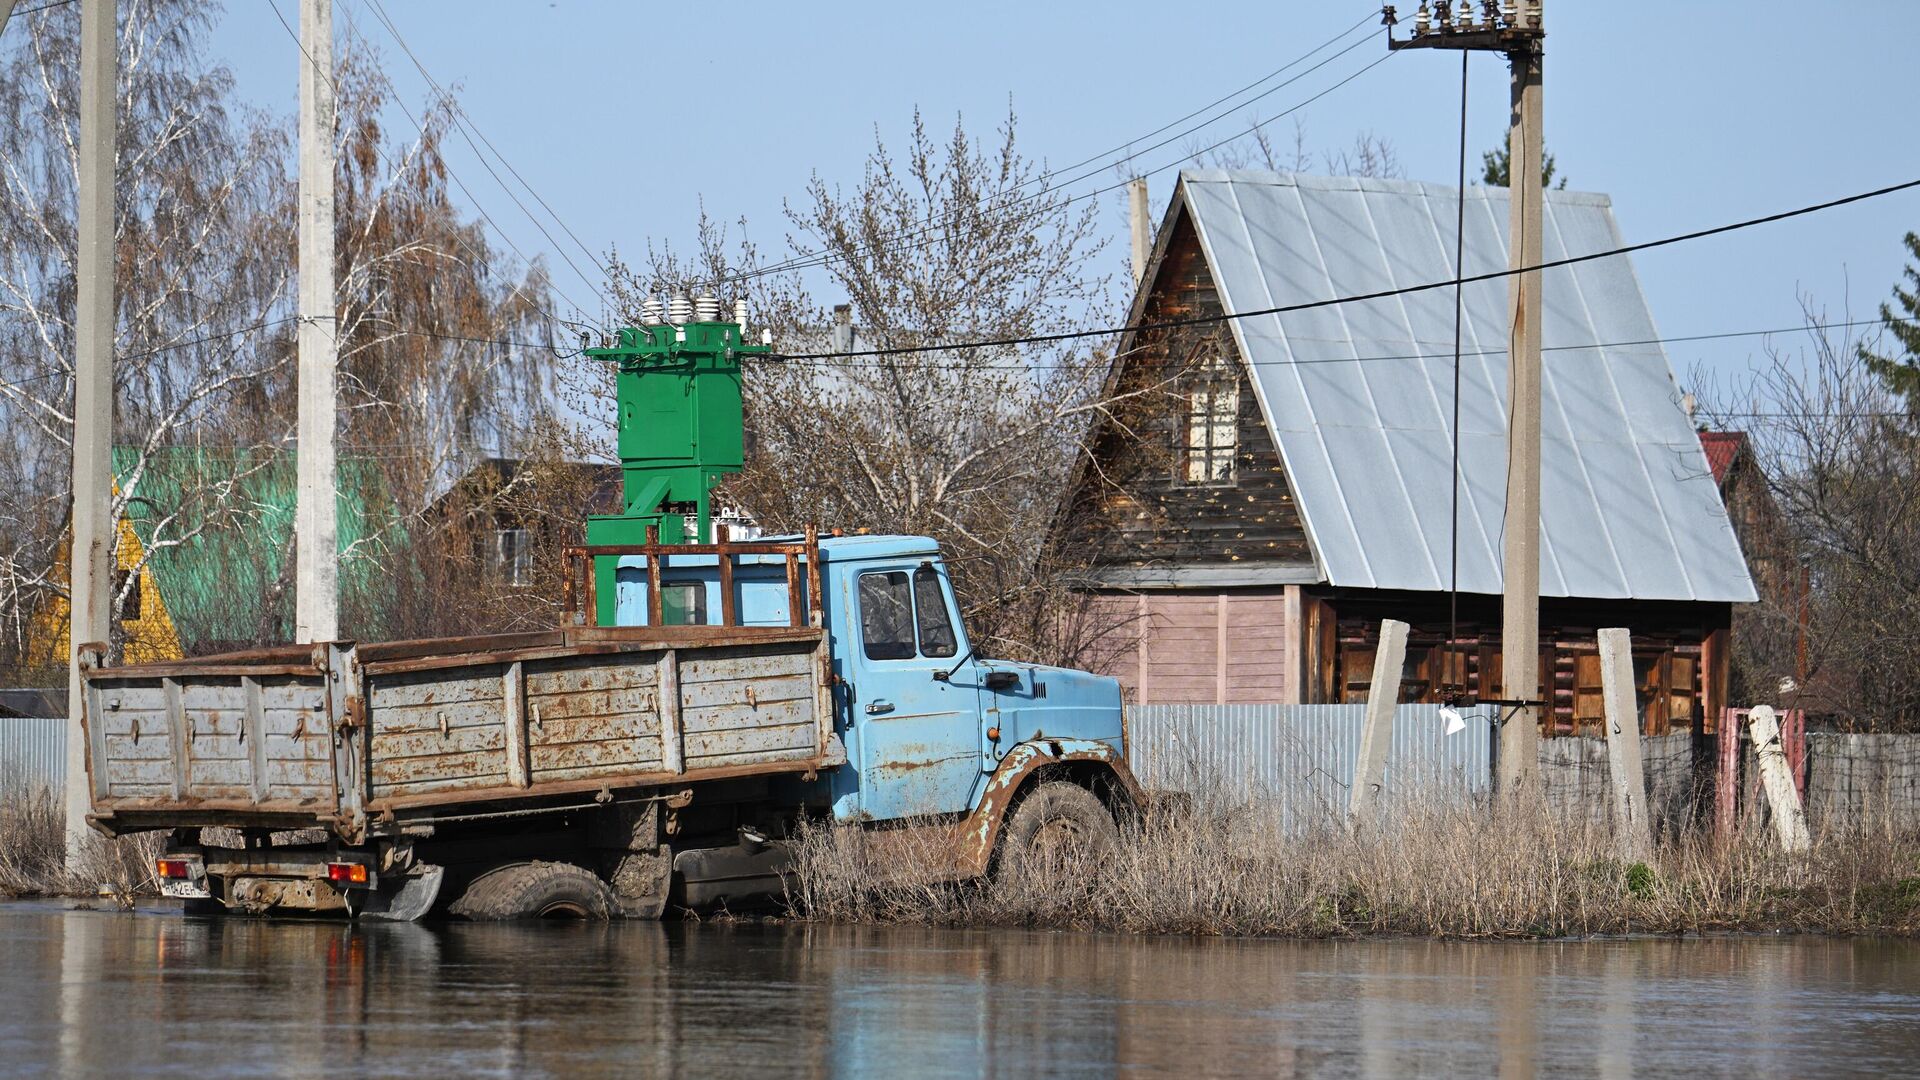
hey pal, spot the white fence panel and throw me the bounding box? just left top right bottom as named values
left=0, top=717, right=67, bottom=796
left=1126, top=704, right=1493, bottom=828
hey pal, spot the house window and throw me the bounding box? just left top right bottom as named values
left=492, top=528, right=532, bottom=587
left=1180, top=354, right=1238, bottom=486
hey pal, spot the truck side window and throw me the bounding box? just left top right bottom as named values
left=912, top=566, right=957, bottom=658
left=661, top=582, right=706, bottom=626
left=859, top=572, right=916, bottom=661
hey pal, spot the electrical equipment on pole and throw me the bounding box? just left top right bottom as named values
left=580, top=298, right=769, bottom=624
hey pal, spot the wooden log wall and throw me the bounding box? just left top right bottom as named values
left=1061, top=209, right=1314, bottom=572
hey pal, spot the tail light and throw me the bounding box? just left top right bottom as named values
left=326, top=862, right=370, bottom=887
left=155, top=859, right=191, bottom=879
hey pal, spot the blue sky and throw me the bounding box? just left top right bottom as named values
left=211, top=1, right=1920, bottom=397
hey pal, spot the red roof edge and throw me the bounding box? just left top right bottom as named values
left=1698, top=430, right=1747, bottom=487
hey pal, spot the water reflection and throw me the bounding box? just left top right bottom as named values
left=4, top=902, right=1918, bottom=1077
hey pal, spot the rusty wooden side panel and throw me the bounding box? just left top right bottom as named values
left=367, top=666, right=512, bottom=798
left=83, top=630, right=831, bottom=827
left=360, top=639, right=826, bottom=808
left=525, top=652, right=664, bottom=784
left=87, top=672, right=336, bottom=814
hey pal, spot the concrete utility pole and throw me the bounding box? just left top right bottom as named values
left=1597, top=629, right=1652, bottom=861
left=1128, top=177, right=1151, bottom=286
left=1747, top=706, right=1811, bottom=853
left=295, top=0, right=338, bottom=644
left=0, top=1, right=18, bottom=39
left=66, top=0, right=115, bottom=871
left=1350, top=619, right=1410, bottom=827
left=1387, top=1, right=1546, bottom=796
left=1499, top=22, right=1545, bottom=795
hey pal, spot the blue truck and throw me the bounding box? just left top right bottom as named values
left=78, top=526, right=1140, bottom=919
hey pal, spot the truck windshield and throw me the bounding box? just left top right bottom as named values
left=912, top=566, right=957, bottom=657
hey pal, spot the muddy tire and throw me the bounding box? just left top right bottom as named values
left=996, top=781, right=1117, bottom=882
left=449, top=861, right=617, bottom=921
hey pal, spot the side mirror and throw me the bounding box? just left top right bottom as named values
left=983, top=671, right=1021, bottom=693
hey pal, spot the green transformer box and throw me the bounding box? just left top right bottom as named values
left=582, top=316, right=768, bottom=625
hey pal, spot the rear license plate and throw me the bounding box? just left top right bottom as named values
left=159, top=878, right=211, bottom=899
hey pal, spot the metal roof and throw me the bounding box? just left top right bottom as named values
left=1180, top=170, right=1755, bottom=602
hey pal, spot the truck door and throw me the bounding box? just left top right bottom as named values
left=847, top=563, right=980, bottom=818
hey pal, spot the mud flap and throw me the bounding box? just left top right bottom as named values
left=612, top=845, right=673, bottom=920
left=357, top=864, right=445, bottom=922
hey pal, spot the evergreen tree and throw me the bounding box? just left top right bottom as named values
left=1860, top=233, right=1920, bottom=399
left=1481, top=140, right=1566, bottom=189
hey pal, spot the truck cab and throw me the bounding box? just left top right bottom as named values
left=607, top=533, right=1129, bottom=827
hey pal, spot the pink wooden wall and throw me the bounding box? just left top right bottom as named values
left=1093, top=590, right=1296, bottom=705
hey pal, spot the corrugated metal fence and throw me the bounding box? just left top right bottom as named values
left=0, top=717, right=67, bottom=796
left=1126, top=704, right=1494, bottom=828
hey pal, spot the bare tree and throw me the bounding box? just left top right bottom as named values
left=1184, top=116, right=1402, bottom=179
left=596, top=108, right=1139, bottom=664
left=0, top=1, right=295, bottom=674
left=0, top=7, right=564, bottom=673
left=1698, top=302, right=1920, bottom=730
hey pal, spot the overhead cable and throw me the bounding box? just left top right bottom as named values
left=764, top=177, right=1920, bottom=361
left=733, top=25, right=1387, bottom=284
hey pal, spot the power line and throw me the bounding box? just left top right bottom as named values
left=1714, top=410, right=1915, bottom=419
left=0, top=316, right=574, bottom=395
left=731, top=26, right=1387, bottom=285
left=1039, top=12, right=1379, bottom=184
left=327, top=4, right=599, bottom=317
left=0, top=318, right=300, bottom=392
left=8, top=0, right=76, bottom=15
left=764, top=177, right=1920, bottom=361
left=118, top=317, right=301, bottom=363
left=1448, top=49, right=1468, bottom=671
left=725, top=14, right=1377, bottom=284
left=357, top=0, right=612, bottom=296
left=0, top=310, right=1887, bottom=387
left=733, top=49, right=1397, bottom=286
left=759, top=319, right=1890, bottom=371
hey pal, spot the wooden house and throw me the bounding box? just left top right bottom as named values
left=430, top=457, right=623, bottom=588
left=1053, top=171, right=1757, bottom=735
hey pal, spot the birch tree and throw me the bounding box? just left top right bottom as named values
left=0, top=1, right=295, bottom=672
left=0, top=5, right=560, bottom=670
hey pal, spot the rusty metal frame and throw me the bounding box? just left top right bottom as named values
left=560, top=526, right=822, bottom=630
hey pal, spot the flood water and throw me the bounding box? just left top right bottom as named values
left=2, top=902, right=1918, bottom=1077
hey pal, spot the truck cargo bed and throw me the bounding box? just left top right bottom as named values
left=80, top=626, right=836, bottom=842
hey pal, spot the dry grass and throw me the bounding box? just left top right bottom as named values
left=784, top=789, right=1920, bottom=938
left=0, top=780, right=64, bottom=897
left=0, top=778, right=161, bottom=901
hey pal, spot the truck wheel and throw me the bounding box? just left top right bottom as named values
left=996, top=781, right=1117, bottom=881
left=449, top=861, right=618, bottom=921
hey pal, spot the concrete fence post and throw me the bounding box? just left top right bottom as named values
left=1349, top=619, right=1408, bottom=826
left=1597, top=628, right=1653, bottom=861
left=1748, top=705, right=1811, bottom=853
